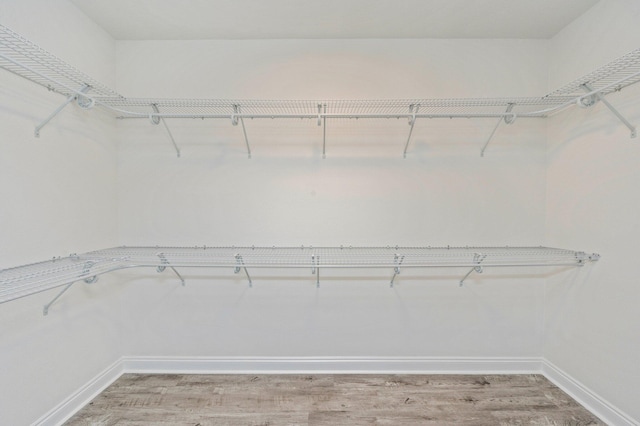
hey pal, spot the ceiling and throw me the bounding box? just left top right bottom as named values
left=71, top=0, right=600, bottom=40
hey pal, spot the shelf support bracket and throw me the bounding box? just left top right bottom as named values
left=390, top=253, right=405, bottom=287
left=403, top=104, right=420, bottom=158
left=233, top=105, right=252, bottom=159
left=481, top=103, right=515, bottom=157
left=312, top=254, right=320, bottom=287
left=42, top=282, right=74, bottom=316
left=35, top=85, right=91, bottom=137
left=151, top=104, right=181, bottom=157
left=459, top=253, right=487, bottom=287
left=581, top=84, right=636, bottom=138
left=156, top=253, right=185, bottom=286
left=45, top=258, right=99, bottom=315
left=83, top=261, right=98, bottom=284
left=320, top=104, right=327, bottom=159
left=234, top=254, right=252, bottom=287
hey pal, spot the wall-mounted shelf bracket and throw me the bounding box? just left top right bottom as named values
left=459, top=253, right=487, bottom=286
left=156, top=253, right=185, bottom=286
left=403, top=104, right=420, bottom=158
left=43, top=256, right=100, bottom=315
left=41, top=258, right=99, bottom=315
left=390, top=253, right=405, bottom=287
left=233, top=104, right=252, bottom=158
left=577, top=252, right=601, bottom=265
left=580, top=84, right=636, bottom=138
left=34, top=84, right=91, bottom=137
left=480, top=103, right=515, bottom=157
left=312, top=254, right=320, bottom=287
left=42, top=282, right=73, bottom=316
left=35, top=93, right=75, bottom=137
left=234, top=254, right=252, bottom=287
left=151, top=104, right=181, bottom=157
left=320, top=104, right=327, bottom=159
left=83, top=260, right=98, bottom=284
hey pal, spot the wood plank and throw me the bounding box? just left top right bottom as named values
left=64, top=374, right=604, bottom=425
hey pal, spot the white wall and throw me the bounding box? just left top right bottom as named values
left=0, top=1, right=121, bottom=424
left=5, top=1, right=639, bottom=423
left=115, top=39, right=551, bottom=359
left=546, top=0, right=640, bottom=422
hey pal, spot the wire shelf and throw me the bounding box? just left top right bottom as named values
left=546, top=48, right=640, bottom=97
left=103, top=97, right=574, bottom=119
left=0, top=246, right=599, bottom=305
left=0, top=24, right=120, bottom=99
left=1, top=24, right=638, bottom=123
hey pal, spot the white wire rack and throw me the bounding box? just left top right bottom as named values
left=0, top=25, right=120, bottom=99
left=102, top=97, right=574, bottom=120
left=0, top=246, right=600, bottom=309
left=547, top=48, right=640, bottom=98
left=1, top=23, right=639, bottom=141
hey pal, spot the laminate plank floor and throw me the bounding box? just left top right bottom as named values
left=65, top=374, right=604, bottom=425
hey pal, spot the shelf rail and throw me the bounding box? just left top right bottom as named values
left=1, top=23, right=639, bottom=155
left=0, top=246, right=600, bottom=314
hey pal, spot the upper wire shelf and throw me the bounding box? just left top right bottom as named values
left=103, top=97, right=574, bottom=119
left=0, top=246, right=600, bottom=308
left=1, top=23, right=638, bottom=125
left=0, top=25, right=120, bottom=99
left=547, top=48, right=640, bottom=98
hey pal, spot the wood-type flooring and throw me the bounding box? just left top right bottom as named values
left=65, top=374, right=604, bottom=425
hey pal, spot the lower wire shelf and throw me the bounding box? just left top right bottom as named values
left=0, top=246, right=600, bottom=309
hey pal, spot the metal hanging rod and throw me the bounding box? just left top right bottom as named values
left=1, top=246, right=600, bottom=312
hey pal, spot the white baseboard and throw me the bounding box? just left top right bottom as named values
left=542, top=360, right=638, bottom=426
left=35, top=356, right=638, bottom=426
left=33, top=359, right=123, bottom=426
left=121, top=355, right=542, bottom=375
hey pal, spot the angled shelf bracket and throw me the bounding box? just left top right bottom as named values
left=151, top=104, right=181, bottom=157
left=403, top=104, right=420, bottom=158
left=234, top=253, right=252, bottom=287
left=42, top=281, right=73, bottom=316
left=580, top=84, right=637, bottom=138
left=480, top=103, right=515, bottom=157
left=319, top=104, right=327, bottom=159
left=459, top=253, right=487, bottom=287
left=34, top=84, right=92, bottom=137
left=232, top=104, right=252, bottom=159
left=156, top=253, right=185, bottom=286
left=390, top=253, right=405, bottom=287
left=312, top=254, right=320, bottom=287
left=43, top=256, right=98, bottom=315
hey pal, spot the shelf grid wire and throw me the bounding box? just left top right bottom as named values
left=105, top=97, right=575, bottom=119
left=2, top=24, right=638, bottom=121
left=105, top=246, right=590, bottom=268
left=0, top=24, right=120, bottom=99
left=547, top=48, right=640, bottom=97
left=0, top=246, right=597, bottom=305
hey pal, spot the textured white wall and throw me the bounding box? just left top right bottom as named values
left=546, top=0, right=640, bottom=422
left=0, top=1, right=121, bottom=424
left=115, top=39, right=551, bottom=359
